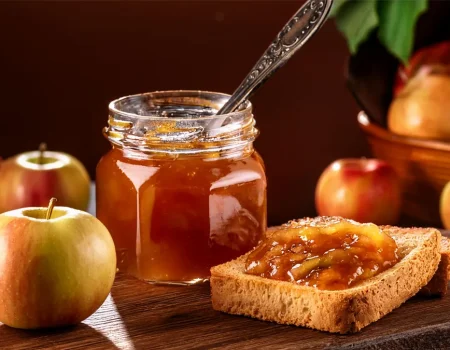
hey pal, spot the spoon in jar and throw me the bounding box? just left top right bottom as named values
left=216, top=0, right=333, bottom=117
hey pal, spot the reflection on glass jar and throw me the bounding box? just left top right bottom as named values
left=96, top=91, right=267, bottom=285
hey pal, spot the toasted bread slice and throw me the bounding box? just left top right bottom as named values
left=383, top=226, right=450, bottom=297
left=211, top=217, right=441, bottom=334
left=444, top=237, right=450, bottom=281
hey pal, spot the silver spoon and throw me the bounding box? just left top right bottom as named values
left=217, top=0, right=333, bottom=116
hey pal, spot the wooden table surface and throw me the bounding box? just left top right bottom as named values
left=4, top=186, right=450, bottom=349
left=3, top=273, right=449, bottom=350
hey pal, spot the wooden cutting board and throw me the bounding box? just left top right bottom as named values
left=3, top=271, right=450, bottom=350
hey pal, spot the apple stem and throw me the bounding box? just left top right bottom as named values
left=38, top=143, right=47, bottom=165
left=46, top=197, right=57, bottom=220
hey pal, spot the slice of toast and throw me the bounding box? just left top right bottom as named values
left=383, top=225, right=450, bottom=297
left=444, top=237, right=450, bottom=281
left=210, top=217, right=441, bottom=334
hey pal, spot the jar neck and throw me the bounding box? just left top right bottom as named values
left=104, top=90, right=259, bottom=159
left=117, top=142, right=255, bottom=161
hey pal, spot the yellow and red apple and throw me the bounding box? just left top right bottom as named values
left=0, top=199, right=116, bottom=329
left=394, top=40, right=450, bottom=96
left=0, top=144, right=90, bottom=213
left=388, top=68, right=450, bottom=141
left=315, top=158, right=402, bottom=225
left=389, top=40, right=450, bottom=141
left=439, top=182, right=450, bottom=229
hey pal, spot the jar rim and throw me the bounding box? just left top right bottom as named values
left=105, top=90, right=258, bottom=157
left=108, top=90, right=253, bottom=121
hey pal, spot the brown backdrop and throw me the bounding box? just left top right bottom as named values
left=0, top=1, right=368, bottom=225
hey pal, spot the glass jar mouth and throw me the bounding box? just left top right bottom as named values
left=105, top=90, right=258, bottom=157
left=108, top=90, right=252, bottom=121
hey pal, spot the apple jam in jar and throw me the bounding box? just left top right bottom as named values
left=96, top=91, right=267, bottom=285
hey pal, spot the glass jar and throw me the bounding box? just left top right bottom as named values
left=96, top=90, right=267, bottom=285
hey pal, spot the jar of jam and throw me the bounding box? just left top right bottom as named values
left=96, top=90, right=267, bottom=285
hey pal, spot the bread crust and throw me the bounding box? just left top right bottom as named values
left=383, top=226, right=449, bottom=297
left=210, top=218, right=441, bottom=334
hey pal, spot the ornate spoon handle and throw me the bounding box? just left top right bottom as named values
left=217, top=0, right=333, bottom=115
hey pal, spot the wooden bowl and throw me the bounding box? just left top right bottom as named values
left=358, top=111, right=450, bottom=227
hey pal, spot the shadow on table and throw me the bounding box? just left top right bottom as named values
left=0, top=323, right=119, bottom=349
left=109, top=273, right=214, bottom=348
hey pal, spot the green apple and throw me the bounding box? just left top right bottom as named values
left=0, top=143, right=90, bottom=213
left=0, top=199, right=116, bottom=329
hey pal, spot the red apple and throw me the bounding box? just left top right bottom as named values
left=0, top=199, right=116, bottom=329
left=0, top=144, right=90, bottom=213
left=315, top=159, right=401, bottom=225
left=394, top=40, right=450, bottom=96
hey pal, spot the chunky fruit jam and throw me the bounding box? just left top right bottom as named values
left=97, top=147, right=267, bottom=283
left=245, top=217, right=399, bottom=290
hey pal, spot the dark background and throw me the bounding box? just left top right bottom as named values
left=0, top=1, right=368, bottom=225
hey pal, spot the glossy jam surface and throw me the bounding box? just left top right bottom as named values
left=245, top=218, right=399, bottom=290
left=96, top=148, right=267, bottom=283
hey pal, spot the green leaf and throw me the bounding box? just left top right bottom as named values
left=377, top=0, right=428, bottom=63
left=334, top=0, right=379, bottom=54
left=329, top=0, right=351, bottom=18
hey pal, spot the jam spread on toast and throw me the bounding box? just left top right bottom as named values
left=245, top=218, right=399, bottom=290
